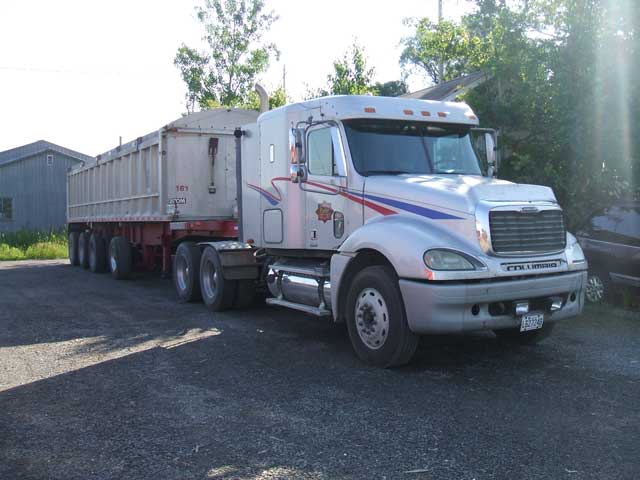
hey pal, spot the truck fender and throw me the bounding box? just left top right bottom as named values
left=339, top=214, right=478, bottom=279
left=330, top=215, right=477, bottom=321
left=197, top=241, right=259, bottom=280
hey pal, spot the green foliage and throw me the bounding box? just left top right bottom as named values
left=372, top=80, right=408, bottom=97
left=401, top=0, right=639, bottom=228
left=174, top=0, right=279, bottom=111
left=242, top=86, right=288, bottom=111
left=400, top=18, right=484, bottom=84
left=0, top=229, right=68, bottom=261
left=309, top=42, right=375, bottom=98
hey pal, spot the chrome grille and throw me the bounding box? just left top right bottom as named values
left=489, top=209, right=566, bottom=254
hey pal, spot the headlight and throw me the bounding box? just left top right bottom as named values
left=423, top=249, right=483, bottom=271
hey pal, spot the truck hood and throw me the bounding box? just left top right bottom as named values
left=364, top=174, right=558, bottom=216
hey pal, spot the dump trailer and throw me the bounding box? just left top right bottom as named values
left=68, top=94, right=588, bottom=367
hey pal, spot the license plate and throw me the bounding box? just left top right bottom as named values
left=520, top=312, right=544, bottom=332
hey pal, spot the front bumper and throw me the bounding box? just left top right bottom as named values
left=399, top=271, right=587, bottom=334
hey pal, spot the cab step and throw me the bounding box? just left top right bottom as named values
left=266, top=297, right=331, bottom=317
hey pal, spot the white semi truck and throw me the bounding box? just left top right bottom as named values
left=68, top=93, right=588, bottom=367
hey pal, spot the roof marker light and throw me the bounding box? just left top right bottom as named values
left=421, top=111, right=431, bottom=117
left=403, top=109, right=414, bottom=115
left=466, top=113, right=477, bottom=119
left=437, top=112, right=448, bottom=118
left=364, top=107, right=376, bottom=113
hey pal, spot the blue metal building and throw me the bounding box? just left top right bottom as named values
left=0, top=140, right=92, bottom=232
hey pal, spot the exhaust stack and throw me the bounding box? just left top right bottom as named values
left=255, top=83, right=269, bottom=113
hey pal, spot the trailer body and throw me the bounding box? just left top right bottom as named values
left=67, top=109, right=258, bottom=273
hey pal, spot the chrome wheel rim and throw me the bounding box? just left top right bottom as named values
left=201, top=258, right=218, bottom=300
left=176, top=255, right=190, bottom=292
left=586, top=275, right=605, bottom=303
left=354, top=288, right=389, bottom=350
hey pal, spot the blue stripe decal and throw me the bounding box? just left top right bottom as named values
left=362, top=192, right=462, bottom=220
left=248, top=184, right=279, bottom=206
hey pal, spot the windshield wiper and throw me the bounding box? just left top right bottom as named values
left=364, top=170, right=412, bottom=175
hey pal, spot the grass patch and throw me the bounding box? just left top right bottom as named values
left=0, top=229, right=68, bottom=261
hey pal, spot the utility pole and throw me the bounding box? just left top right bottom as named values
left=282, top=64, right=287, bottom=98
left=438, top=0, right=444, bottom=84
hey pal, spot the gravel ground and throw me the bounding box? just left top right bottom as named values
left=0, top=260, right=639, bottom=480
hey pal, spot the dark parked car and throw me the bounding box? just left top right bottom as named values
left=576, top=201, right=640, bottom=303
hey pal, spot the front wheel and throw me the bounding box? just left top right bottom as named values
left=345, top=265, right=418, bottom=368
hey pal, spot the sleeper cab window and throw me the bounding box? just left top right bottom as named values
left=307, top=127, right=336, bottom=176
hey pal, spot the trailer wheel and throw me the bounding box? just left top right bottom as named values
left=78, top=232, right=90, bottom=269
left=109, top=236, right=132, bottom=280
left=89, top=233, right=107, bottom=273
left=200, top=246, right=237, bottom=311
left=174, top=242, right=202, bottom=302
left=345, top=265, right=418, bottom=368
left=68, top=232, right=80, bottom=266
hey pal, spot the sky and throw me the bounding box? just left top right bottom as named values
left=0, top=0, right=473, bottom=156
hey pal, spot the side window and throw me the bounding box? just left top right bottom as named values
left=588, top=208, right=617, bottom=241
left=0, top=198, right=13, bottom=221
left=307, top=128, right=335, bottom=176
left=615, top=207, right=640, bottom=245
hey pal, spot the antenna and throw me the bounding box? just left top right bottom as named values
left=438, top=0, right=444, bottom=84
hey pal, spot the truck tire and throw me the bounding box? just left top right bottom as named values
left=89, top=233, right=107, bottom=273
left=109, top=236, right=132, bottom=280
left=345, top=265, right=418, bottom=368
left=494, top=323, right=555, bottom=345
left=200, top=246, right=237, bottom=311
left=68, top=232, right=80, bottom=266
left=78, top=232, right=90, bottom=269
left=174, top=242, right=202, bottom=302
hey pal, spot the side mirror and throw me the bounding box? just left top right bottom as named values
left=484, top=132, right=498, bottom=177
left=290, top=164, right=307, bottom=184
left=290, top=128, right=305, bottom=165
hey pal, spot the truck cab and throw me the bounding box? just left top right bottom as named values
left=204, top=95, right=588, bottom=366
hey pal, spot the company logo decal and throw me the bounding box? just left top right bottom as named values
left=315, top=201, right=334, bottom=223
left=502, top=260, right=561, bottom=272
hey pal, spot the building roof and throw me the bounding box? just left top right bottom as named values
left=401, top=71, right=489, bottom=102
left=0, top=140, right=93, bottom=168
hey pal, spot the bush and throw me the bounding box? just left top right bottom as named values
left=24, top=242, right=68, bottom=260
left=0, top=229, right=68, bottom=261
left=0, top=244, right=26, bottom=261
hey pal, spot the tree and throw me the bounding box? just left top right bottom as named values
left=372, top=80, right=408, bottom=97
left=400, top=18, right=483, bottom=84
left=174, top=0, right=279, bottom=111
left=308, top=42, right=375, bottom=98
left=400, top=0, right=639, bottom=227
left=243, top=86, right=288, bottom=111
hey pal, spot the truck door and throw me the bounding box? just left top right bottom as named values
left=304, top=125, right=349, bottom=250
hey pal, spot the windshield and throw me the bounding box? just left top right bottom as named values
left=343, top=119, right=482, bottom=176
